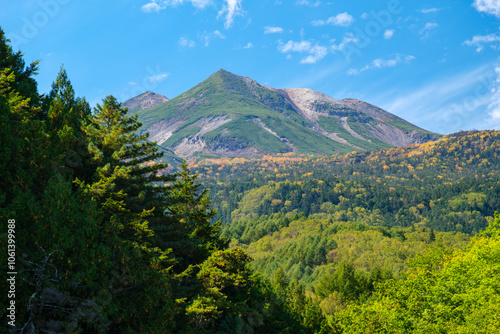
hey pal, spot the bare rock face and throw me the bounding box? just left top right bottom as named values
left=122, top=91, right=169, bottom=114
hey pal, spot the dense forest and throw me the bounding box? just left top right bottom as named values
left=2, top=27, right=500, bottom=333
left=186, top=129, right=500, bottom=331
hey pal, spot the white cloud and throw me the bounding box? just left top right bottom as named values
left=243, top=42, right=254, bottom=49
left=264, top=26, right=284, bottom=34
left=464, top=33, right=500, bottom=52
left=191, top=0, right=212, bottom=7
left=331, top=12, right=353, bottom=26
left=279, top=40, right=312, bottom=53
left=201, top=30, right=226, bottom=46
left=423, top=22, right=438, bottom=30
left=178, top=37, right=196, bottom=47
left=312, top=12, right=353, bottom=27
left=141, top=0, right=212, bottom=12
left=419, top=8, right=442, bottom=13
left=128, top=81, right=138, bottom=86
left=361, top=12, right=369, bottom=19
left=384, top=29, right=394, bottom=40
left=473, top=0, right=500, bottom=17
left=330, top=33, right=359, bottom=51
left=218, top=0, right=244, bottom=28
left=148, top=73, right=169, bottom=83
left=297, top=0, right=321, bottom=7
left=278, top=40, right=328, bottom=64
left=141, top=0, right=243, bottom=28
left=419, top=22, right=438, bottom=39
left=141, top=2, right=163, bottom=12
left=301, top=45, right=328, bottom=64
left=348, top=54, right=415, bottom=75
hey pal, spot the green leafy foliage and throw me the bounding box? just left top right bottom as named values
left=336, top=213, right=500, bottom=333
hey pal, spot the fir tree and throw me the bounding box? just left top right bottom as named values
left=163, top=161, right=228, bottom=269
left=79, top=95, right=176, bottom=265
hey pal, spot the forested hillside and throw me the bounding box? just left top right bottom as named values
left=195, top=130, right=500, bottom=236
left=189, top=129, right=500, bottom=331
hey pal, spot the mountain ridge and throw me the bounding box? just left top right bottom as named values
left=127, top=69, right=439, bottom=160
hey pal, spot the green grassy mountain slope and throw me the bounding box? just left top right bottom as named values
left=131, top=69, right=438, bottom=159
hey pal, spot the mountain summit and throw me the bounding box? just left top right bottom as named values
left=122, top=91, right=169, bottom=114
left=127, top=69, right=438, bottom=158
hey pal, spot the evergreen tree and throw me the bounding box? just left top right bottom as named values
left=164, top=161, right=228, bottom=270
left=79, top=95, right=175, bottom=259
left=0, top=28, right=41, bottom=111
left=42, top=66, right=92, bottom=181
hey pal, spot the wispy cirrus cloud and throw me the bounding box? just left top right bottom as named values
left=419, top=8, right=444, bottom=13
left=297, top=0, right=321, bottom=7
left=148, top=72, right=169, bottom=83
left=348, top=54, right=415, bottom=75
left=217, top=0, right=244, bottom=29
left=463, top=33, right=500, bottom=52
left=419, top=22, right=438, bottom=39
left=264, top=26, right=284, bottom=34
left=141, top=0, right=212, bottom=12
left=178, top=37, right=196, bottom=47
left=141, top=2, right=163, bottom=12
left=200, top=30, right=226, bottom=46
left=330, top=33, right=359, bottom=52
left=278, top=40, right=327, bottom=64
left=312, top=12, right=353, bottom=27
left=379, top=64, right=497, bottom=132
left=141, top=0, right=243, bottom=28
left=473, top=0, right=500, bottom=17
left=279, top=34, right=359, bottom=63
left=488, top=65, right=500, bottom=124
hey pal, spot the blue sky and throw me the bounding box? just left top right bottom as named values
left=2, top=0, right=500, bottom=134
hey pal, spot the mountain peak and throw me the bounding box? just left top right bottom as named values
left=122, top=91, right=169, bottom=114
left=132, top=70, right=439, bottom=160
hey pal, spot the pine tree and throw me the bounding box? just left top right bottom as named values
left=0, top=28, right=41, bottom=111
left=163, top=161, right=228, bottom=270
left=78, top=95, right=177, bottom=264
left=41, top=66, right=92, bottom=181
left=66, top=95, right=178, bottom=332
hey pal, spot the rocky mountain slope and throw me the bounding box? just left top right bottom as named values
left=122, top=91, right=169, bottom=114
left=128, top=69, right=438, bottom=159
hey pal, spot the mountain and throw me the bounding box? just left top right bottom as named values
left=129, top=69, right=438, bottom=159
left=122, top=91, right=169, bottom=114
